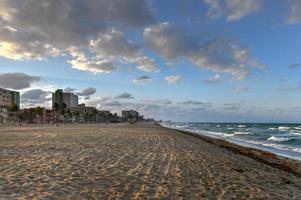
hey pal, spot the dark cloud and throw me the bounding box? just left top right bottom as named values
left=144, top=22, right=264, bottom=80
left=115, top=93, right=135, bottom=99
left=81, top=87, right=96, bottom=96
left=0, top=72, right=40, bottom=90
left=288, top=63, right=301, bottom=69
left=132, top=76, right=152, bottom=84
left=179, top=101, right=213, bottom=107
left=286, top=0, right=301, bottom=24
left=21, top=89, right=51, bottom=107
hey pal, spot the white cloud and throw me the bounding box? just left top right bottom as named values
left=132, top=76, right=152, bottom=84
left=130, top=57, right=159, bottom=73
left=203, top=0, right=262, bottom=21
left=225, top=0, right=262, bottom=21
left=203, top=0, right=223, bottom=19
left=0, top=72, right=40, bottom=90
left=165, top=75, right=182, bottom=84
left=69, top=58, right=117, bottom=74
left=203, top=74, right=222, bottom=84
left=0, top=0, right=154, bottom=73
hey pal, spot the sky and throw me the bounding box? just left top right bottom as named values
left=0, top=0, right=301, bottom=123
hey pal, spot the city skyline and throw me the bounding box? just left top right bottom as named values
left=0, top=0, right=301, bottom=122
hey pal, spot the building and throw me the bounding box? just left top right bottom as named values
left=52, top=89, right=63, bottom=110
left=11, top=91, right=20, bottom=108
left=122, top=110, right=139, bottom=119
left=52, top=89, right=78, bottom=112
left=63, top=93, right=78, bottom=111
left=0, top=88, right=20, bottom=108
left=78, top=104, right=97, bottom=114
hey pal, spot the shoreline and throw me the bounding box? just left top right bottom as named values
left=0, top=123, right=301, bottom=199
left=158, top=123, right=301, bottom=177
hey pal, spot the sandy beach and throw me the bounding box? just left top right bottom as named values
left=0, top=123, right=300, bottom=199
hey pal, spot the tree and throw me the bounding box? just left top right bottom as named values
left=8, top=104, right=18, bottom=112
left=53, top=103, right=59, bottom=111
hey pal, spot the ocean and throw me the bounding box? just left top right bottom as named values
left=161, top=122, right=301, bottom=161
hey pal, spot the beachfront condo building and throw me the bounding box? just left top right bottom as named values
left=122, top=110, right=139, bottom=119
left=63, top=93, right=79, bottom=112
left=52, top=89, right=79, bottom=112
left=78, top=103, right=97, bottom=114
left=0, top=88, right=20, bottom=108
left=52, top=89, right=64, bottom=110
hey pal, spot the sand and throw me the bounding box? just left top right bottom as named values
left=0, top=123, right=300, bottom=199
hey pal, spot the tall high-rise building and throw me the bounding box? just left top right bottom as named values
left=52, top=89, right=63, bottom=110
left=63, top=93, right=78, bottom=111
left=0, top=88, right=20, bottom=109
left=11, top=91, right=20, bottom=108
left=52, top=89, right=78, bottom=112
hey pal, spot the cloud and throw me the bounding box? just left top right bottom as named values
left=234, top=86, right=250, bottom=92
left=69, top=57, right=117, bottom=74
left=129, top=57, right=159, bottom=72
left=64, top=87, right=77, bottom=93
left=0, top=72, right=40, bottom=90
left=0, top=0, right=154, bottom=73
left=179, top=100, right=213, bottom=107
left=203, top=0, right=223, bottom=19
left=203, top=0, right=262, bottom=21
left=225, top=0, right=262, bottom=21
left=80, top=87, right=97, bottom=96
left=165, top=75, right=182, bottom=84
left=21, top=89, right=51, bottom=107
left=224, top=103, right=240, bottom=110
left=203, top=74, right=222, bottom=84
left=132, top=76, right=152, bottom=84
left=90, top=29, right=141, bottom=59
left=144, top=22, right=198, bottom=60
left=115, top=92, right=135, bottom=99
left=288, top=63, right=301, bottom=68
left=286, top=0, right=301, bottom=24
left=144, top=22, right=264, bottom=80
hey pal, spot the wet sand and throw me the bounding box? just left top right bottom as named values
left=0, top=123, right=300, bottom=199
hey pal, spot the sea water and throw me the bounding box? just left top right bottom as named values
left=161, top=122, right=301, bottom=161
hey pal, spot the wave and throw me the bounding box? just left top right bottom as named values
left=233, top=131, right=251, bottom=135
left=278, top=126, right=290, bottom=131
left=238, top=125, right=247, bottom=128
left=267, top=136, right=291, bottom=142
left=290, top=132, right=301, bottom=136
left=268, top=127, right=278, bottom=131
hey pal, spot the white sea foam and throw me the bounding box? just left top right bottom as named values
left=268, top=136, right=291, bottom=142
left=278, top=126, right=290, bottom=131
left=234, top=131, right=251, bottom=135
left=238, top=125, right=247, bottom=128
left=268, top=128, right=278, bottom=131
left=290, top=132, right=301, bottom=136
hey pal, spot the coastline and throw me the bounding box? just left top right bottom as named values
left=158, top=124, right=301, bottom=177
left=0, top=123, right=300, bottom=199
